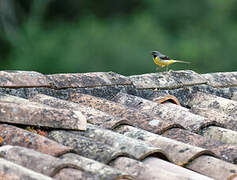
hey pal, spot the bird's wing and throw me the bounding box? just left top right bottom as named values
left=159, top=53, right=170, bottom=60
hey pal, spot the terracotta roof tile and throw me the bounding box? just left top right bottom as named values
left=0, top=124, right=72, bottom=156
left=129, top=70, right=206, bottom=89
left=188, top=92, right=237, bottom=130
left=48, top=124, right=169, bottom=163
left=0, top=70, right=236, bottom=179
left=69, top=92, right=181, bottom=133
left=61, top=153, right=134, bottom=180
left=112, top=92, right=220, bottom=132
left=30, top=94, right=128, bottom=129
left=186, top=155, right=237, bottom=180
left=143, top=157, right=214, bottom=180
left=115, top=125, right=215, bottom=165
left=0, top=94, right=87, bottom=130
left=202, top=126, right=237, bottom=145
left=202, top=72, right=237, bottom=87
left=110, top=156, right=213, bottom=180
left=46, top=72, right=132, bottom=89
left=0, top=158, right=53, bottom=180
left=0, top=145, right=124, bottom=180
left=53, top=168, right=100, bottom=180
left=163, top=128, right=237, bottom=163
left=0, top=71, right=50, bottom=88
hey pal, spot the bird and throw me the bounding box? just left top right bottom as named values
left=152, top=51, right=190, bottom=71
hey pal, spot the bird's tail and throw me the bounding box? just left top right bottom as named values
left=173, top=60, right=190, bottom=64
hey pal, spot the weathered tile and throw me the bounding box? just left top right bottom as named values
left=46, top=72, right=132, bottom=89
left=0, top=145, right=132, bottom=180
left=0, top=145, right=103, bottom=180
left=115, top=125, right=215, bottom=166
left=129, top=70, right=206, bottom=89
left=153, top=94, right=181, bottom=105
left=0, top=124, right=72, bottom=156
left=69, top=93, right=180, bottom=133
left=186, top=155, right=237, bottom=180
left=112, top=92, right=219, bottom=132
left=231, top=88, right=237, bottom=101
left=53, top=168, right=100, bottom=180
left=30, top=94, right=128, bottom=129
left=143, top=157, right=214, bottom=180
left=48, top=124, right=169, bottom=163
left=110, top=157, right=210, bottom=180
left=0, top=145, right=66, bottom=176
left=0, top=71, right=50, bottom=88
left=61, top=153, right=134, bottom=180
left=129, top=72, right=178, bottom=89
left=163, top=128, right=237, bottom=163
left=0, top=99, right=87, bottom=130
left=201, top=126, right=237, bottom=145
left=188, top=92, right=237, bottom=130
left=0, top=158, right=53, bottom=180
left=202, top=72, right=237, bottom=87
left=48, top=130, right=119, bottom=163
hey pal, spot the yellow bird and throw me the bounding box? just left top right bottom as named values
left=152, top=51, right=190, bottom=71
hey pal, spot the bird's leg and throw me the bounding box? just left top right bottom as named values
left=166, top=65, right=168, bottom=72
left=155, top=66, right=162, bottom=71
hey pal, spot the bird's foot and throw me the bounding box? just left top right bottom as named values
left=155, top=66, right=162, bottom=71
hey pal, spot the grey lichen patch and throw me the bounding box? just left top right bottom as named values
left=115, top=125, right=215, bottom=166
left=186, top=155, right=237, bottom=180
left=0, top=97, right=87, bottom=130
left=0, top=158, right=53, bottom=180
left=69, top=92, right=176, bottom=134
left=188, top=92, right=237, bottom=130
left=112, top=92, right=212, bottom=132
left=30, top=94, right=128, bottom=129
left=129, top=70, right=206, bottom=89
left=202, top=72, right=237, bottom=88
left=0, top=71, right=50, bottom=88
left=201, top=126, right=237, bottom=145
left=49, top=124, right=169, bottom=163
left=61, top=153, right=134, bottom=180
left=163, top=128, right=237, bottom=163
left=0, top=124, right=72, bottom=156
left=46, top=72, right=132, bottom=89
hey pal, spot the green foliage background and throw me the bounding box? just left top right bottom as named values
left=1, top=0, right=237, bottom=75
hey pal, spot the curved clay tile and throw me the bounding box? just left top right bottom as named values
left=61, top=153, right=135, bottom=180
left=186, top=155, right=237, bottom=180
left=0, top=96, right=87, bottom=130
left=110, top=156, right=213, bottom=180
left=0, top=158, right=53, bottom=180
left=129, top=70, right=206, bottom=89
left=202, top=72, right=237, bottom=88
left=48, top=124, right=170, bottom=164
left=0, top=145, right=130, bottom=180
left=46, top=72, right=132, bottom=89
left=153, top=94, right=181, bottom=105
left=112, top=92, right=221, bottom=132
left=0, top=124, right=72, bottom=156
left=30, top=94, right=131, bottom=129
left=188, top=92, right=237, bottom=131
left=0, top=71, right=50, bottom=88
left=163, top=128, right=237, bottom=163
left=69, top=92, right=180, bottom=134
left=115, top=125, right=216, bottom=166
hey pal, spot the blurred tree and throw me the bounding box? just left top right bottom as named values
left=0, top=0, right=237, bottom=74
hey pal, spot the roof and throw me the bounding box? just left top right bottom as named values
left=0, top=70, right=237, bottom=179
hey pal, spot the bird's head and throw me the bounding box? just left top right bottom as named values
left=151, top=51, right=160, bottom=57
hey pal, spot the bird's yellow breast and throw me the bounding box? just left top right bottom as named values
left=153, top=56, right=174, bottom=66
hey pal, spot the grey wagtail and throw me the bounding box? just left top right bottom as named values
left=152, top=51, right=190, bottom=71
